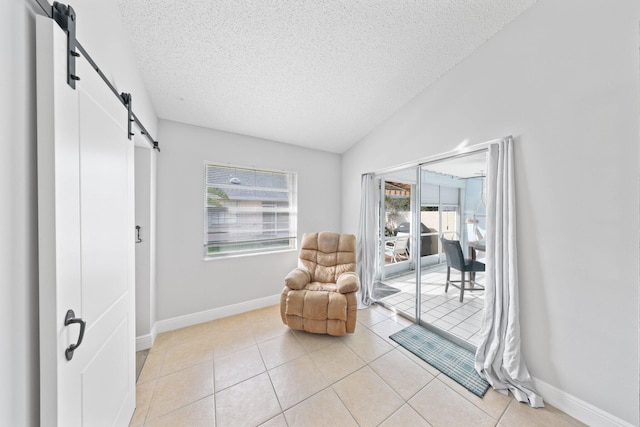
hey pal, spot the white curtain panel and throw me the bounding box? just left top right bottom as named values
left=475, top=138, right=544, bottom=407
left=356, top=173, right=378, bottom=308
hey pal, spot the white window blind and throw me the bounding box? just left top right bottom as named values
left=204, top=164, right=297, bottom=257
left=421, top=183, right=439, bottom=205
left=440, top=186, right=459, bottom=205
left=421, top=184, right=459, bottom=205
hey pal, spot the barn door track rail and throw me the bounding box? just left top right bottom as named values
left=34, top=0, right=160, bottom=152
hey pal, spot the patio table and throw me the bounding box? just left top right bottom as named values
left=468, top=240, right=486, bottom=260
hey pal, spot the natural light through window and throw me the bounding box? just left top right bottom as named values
left=204, top=163, right=297, bottom=258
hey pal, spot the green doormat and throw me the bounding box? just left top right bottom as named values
left=389, top=324, right=490, bottom=397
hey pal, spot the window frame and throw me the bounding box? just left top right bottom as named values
left=203, top=162, right=297, bottom=259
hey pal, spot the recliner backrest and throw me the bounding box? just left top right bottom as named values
left=298, top=232, right=356, bottom=283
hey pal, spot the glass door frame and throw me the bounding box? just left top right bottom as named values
left=373, top=145, right=492, bottom=327
left=379, top=177, right=417, bottom=280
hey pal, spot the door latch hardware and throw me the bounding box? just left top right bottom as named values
left=64, top=309, right=86, bottom=361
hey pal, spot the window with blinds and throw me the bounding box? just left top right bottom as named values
left=204, top=164, right=297, bottom=257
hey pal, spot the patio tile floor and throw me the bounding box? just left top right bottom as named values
left=376, top=263, right=486, bottom=346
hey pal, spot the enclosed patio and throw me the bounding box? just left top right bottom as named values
left=373, top=264, right=486, bottom=347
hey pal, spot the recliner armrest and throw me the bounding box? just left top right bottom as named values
left=336, top=271, right=360, bottom=294
left=284, top=267, right=311, bottom=290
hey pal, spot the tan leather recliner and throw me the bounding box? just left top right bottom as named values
left=280, top=232, right=360, bottom=336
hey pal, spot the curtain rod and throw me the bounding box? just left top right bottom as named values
left=370, top=136, right=511, bottom=176
left=33, top=0, right=160, bottom=152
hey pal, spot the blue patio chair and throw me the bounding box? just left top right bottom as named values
left=440, top=237, right=485, bottom=302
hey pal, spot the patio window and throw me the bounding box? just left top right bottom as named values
left=204, top=163, right=297, bottom=258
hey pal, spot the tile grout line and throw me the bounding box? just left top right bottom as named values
left=269, top=331, right=358, bottom=425
left=145, top=304, right=503, bottom=426
left=352, top=324, right=429, bottom=423
left=495, top=397, right=515, bottom=425
left=263, top=327, right=340, bottom=423
left=137, top=348, right=167, bottom=426
left=378, top=283, right=486, bottom=343
left=211, top=356, right=217, bottom=427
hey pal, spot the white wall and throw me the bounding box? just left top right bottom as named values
left=156, top=120, right=342, bottom=321
left=2, top=0, right=158, bottom=425
left=135, top=145, right=158, bottom=344
left=1, top=2, right=39, bottom=425
left=342, top=0, right=639, bottom=425
left=5, top=0, right=637, bottom=424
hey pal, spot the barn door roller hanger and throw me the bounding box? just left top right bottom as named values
left=36, top=0, right=161, bottom=152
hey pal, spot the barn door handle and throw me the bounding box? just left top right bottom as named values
left=64, top=309, right=86, bottom=361
left=135, top=225, right=142, bottom=243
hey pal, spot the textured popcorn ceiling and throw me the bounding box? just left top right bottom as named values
left=116, top=0, right=536, bottom=153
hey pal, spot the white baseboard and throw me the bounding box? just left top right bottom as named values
left=533, top=377, right=635, bottom=427
left=135, top=323, right=158, bottom=352
left=153, top=294, right=281, bottom=335
left=135, top=334, right=152, bottom=352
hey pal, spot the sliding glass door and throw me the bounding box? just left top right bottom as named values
left=372, top=150, right=489, bottom=346
left=381, top=178, right=413, bottom=278
left=373, top=169, right=418, bottom=316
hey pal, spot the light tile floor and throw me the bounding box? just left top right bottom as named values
left=131, top=304, right=585, bottom=427
left=379, top=264, right=486, bottom=346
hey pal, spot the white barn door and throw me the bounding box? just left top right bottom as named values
left=36, top=16, right=135, bottom=426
